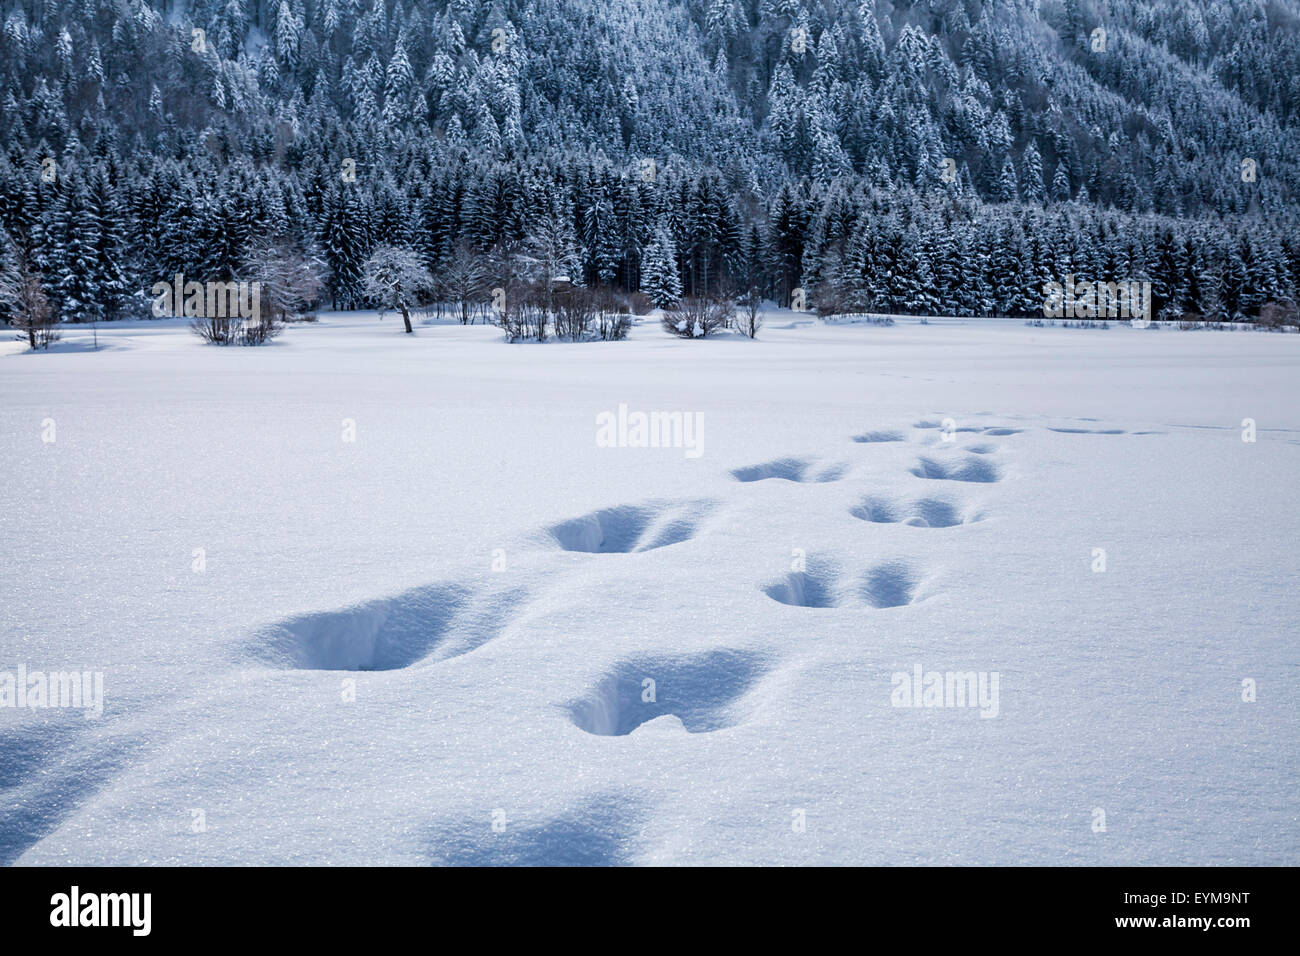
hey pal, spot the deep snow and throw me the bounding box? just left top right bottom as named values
left=1, top=312, right=1296, bottom=865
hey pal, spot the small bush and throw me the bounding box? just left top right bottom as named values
left=1258, top=300, right=1299, bottom=330
left=497, top=283, right=548, bottom=342
left=191, top=314, right=238, bottom=344
left=662, top=297, right=732, bottom=338
left=625, top=291, right=653, bottom=316
left=191, top=313, right=283, bottom=345
left=554, top=285, right=595, bottom=340
left=241, top=315, right=284, bottom=345
left=597, top=310, right=632, bottom=340
left=492, top=284, right=634, bottom=342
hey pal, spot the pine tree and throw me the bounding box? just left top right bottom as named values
left=46, top=176, right=101, bottom=323
left=583, top=194, right=620, bottom=286
left=994, top=156, right=1019, bottom=204
left=383, top=38, right=414, bottom=126
left=641, top=228, right=682, bottom=308
left=319, top=182, right=370, bottom=309
left=86, top=165, right=129, bottom=320
left=274, top=2, right=302, bottom=74
left=1021, top=143, right=1046, bottom=203
left=1051, top=163, right=1071, bottom=203
left=767, top=184, right=806, bottom=307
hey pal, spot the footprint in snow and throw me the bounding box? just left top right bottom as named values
left=546, top=499, right=717, bottom=553
left=851, top=495, right=979, bottom=528
left=910, top=454, right=1002, bottom=483
left=244, top=582, right=528, bottom=671
left=731, top=457, right=846, bottom=483
left=567, top=649, right=769, bottom=736
left=761, top=554, right=927, bottom=610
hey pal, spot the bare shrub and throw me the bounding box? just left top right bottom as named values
left=1258, top=300, right=1299, bottom=330
left=241, top=314, right=284, bottom=345
left=597, top=308, right=631, bottom=341
left=0, top=243, right=59, bottom=350
left=662, top=296, right=732, bottom=339
left=736, top=288, right=762, bottom=339
left=624, top=291, right=653, bottom=316
left=190, top=311, right=282, bottom=345
left=554, top=285, right=596, bottom=340
left=191, top=313, right=239, bottom=344
left=589, top=288, right=630, bottom=340
left=497, top=282, right=548, bottom=342
left=494, top=283, right=631, bottom=342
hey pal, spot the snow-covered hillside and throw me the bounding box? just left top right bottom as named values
left=1, top=314, right=1296, bottom=865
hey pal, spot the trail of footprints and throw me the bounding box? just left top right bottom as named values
left=230, top=416, right=1018, bottom=865
left=243, top=418, right=1012, bottom=751
left=552, top=420, right=1012, bottom=736
left=0, top=418, right=1131, bottom=864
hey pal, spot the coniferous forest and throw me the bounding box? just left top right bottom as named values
left=1, top=0, right=1299, bottom=328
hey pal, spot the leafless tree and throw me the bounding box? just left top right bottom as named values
left=515, top=210, right=580, bottom=319
left=0, top=243, right=58, bottom=350
left=241, top=239, right=326, bottom=323
left=440, top=239, right=491, bottom=325
left=362, top=245, right=434, bottom=334
left=736, top=288, right=763, bottom=338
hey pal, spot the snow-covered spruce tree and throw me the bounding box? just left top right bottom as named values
left=993, top=157, right=1020, bottom=205
left=1021, top=143, right=1046, bottom=205
left=641, top=229, right=682, bottom=309
left=46, top=176, right=101, bottom=324
left=319, top=182, right=370, bottom=310
left=85, top=165, right=130, bottom=321
left=361, top=246, right=433, bottom=334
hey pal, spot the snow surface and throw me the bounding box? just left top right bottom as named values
left=1, top=313, right=1297, bottom=865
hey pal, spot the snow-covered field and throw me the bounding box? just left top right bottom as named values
left=1, top=312, right=1296, bottom=865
